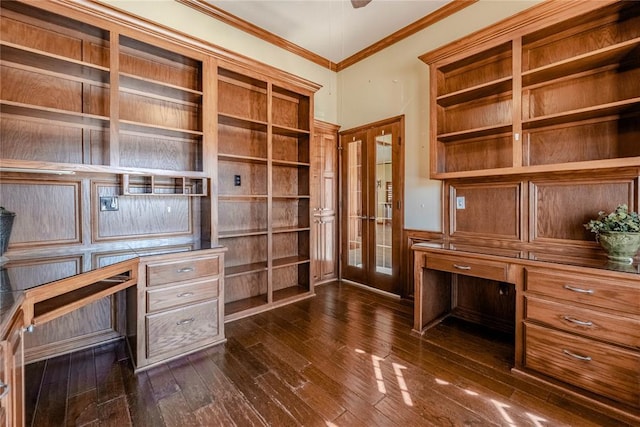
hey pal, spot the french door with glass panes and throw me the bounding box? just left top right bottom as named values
left=340, top=117, right=403, bottom=294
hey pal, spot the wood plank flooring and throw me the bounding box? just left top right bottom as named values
left=25, top=281, right=631, bottom=426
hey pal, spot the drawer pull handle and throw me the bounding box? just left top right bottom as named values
left=177, top=267, right=194, bottom=273
left=453, top=264, right=471, bottom=270
left=176, top=318, right=195, bottom=326
left=563, top=285, right=594, bottom=295
left=562, top=349, right=592, bottom=362
left=0, top=381, right=9, bottom=399
left=177, top=292, right=194, bottom=298
left=562, top=316, right=593, bottom=327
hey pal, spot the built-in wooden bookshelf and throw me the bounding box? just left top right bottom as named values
left=423, top=1, right=640, bottom=179
left=216, top=66, right=314, bottom=320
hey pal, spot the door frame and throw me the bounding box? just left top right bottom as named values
left=338, top=115, right=405, bottom=294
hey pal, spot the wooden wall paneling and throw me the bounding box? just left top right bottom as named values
left=452, top=275, right=515, bottom=334
left=93, top=180, right=193, bottom=241
left=449, top=181, right=521, bottom=241
left=529, top=175, right=636, bottom=244
left=0, top=179, right=81, bottom=249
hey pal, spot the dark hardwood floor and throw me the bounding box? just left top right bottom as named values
left=25, top=281, right=630, bottom=426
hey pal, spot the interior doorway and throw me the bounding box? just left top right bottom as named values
left=339, top=116, right=404, bottom=294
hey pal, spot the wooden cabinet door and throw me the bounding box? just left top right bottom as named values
left=312, top=121, right=339, bottom=284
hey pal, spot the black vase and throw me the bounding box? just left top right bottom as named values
left=0, top=207, right=16, bottom=263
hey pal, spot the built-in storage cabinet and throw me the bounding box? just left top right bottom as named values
left=423, top=1, right=640, bottom=179
left=216, top=66, right=314, bottom=320
left=0, top=1, right=208, bottom=180
left=128, top=248, right=226, bottom=371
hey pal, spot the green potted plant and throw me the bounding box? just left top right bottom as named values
left=584, top=204, right=640, bottom=264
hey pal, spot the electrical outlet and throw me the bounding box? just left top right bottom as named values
left=100, top=196, right=119, bottom=211
left=456, top=196, right=465, bottom=210
left=234, top=175, right=241, bottom=186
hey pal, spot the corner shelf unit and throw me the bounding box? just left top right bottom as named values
left=216, top=66, right=314, bottom=320
left=423, top=1, right=640, bottom=179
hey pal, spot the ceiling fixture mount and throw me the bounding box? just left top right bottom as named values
left=351, top=0, right=372, bottom=9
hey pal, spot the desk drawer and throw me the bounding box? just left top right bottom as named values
left=146, top=278, right=220, bottom=313
left=425, top=254, right=508, bottom=281
left=525, top=323, right=639, bottom=407
left=146, top=299, right=219, bottom=359
left=525, top=268, right=639, bottom=315
left=526, top=296, right=639, bottom=349
left=146, top=255, right=220, bottom=286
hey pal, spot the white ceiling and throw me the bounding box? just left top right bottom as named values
left=205, top=0, right=452, bottom=63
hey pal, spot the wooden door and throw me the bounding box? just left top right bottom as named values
left=311, top=121, right=339, bottom=284
left=340, top=117, right=404, bottom=294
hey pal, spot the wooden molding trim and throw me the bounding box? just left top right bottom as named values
left=176, top=0, right=339, bottom=71
left=314, top=119, right=341, bottom=134
left=336, top=0, right=478, bottom=71
left=419, top=0, right=618, bottom=64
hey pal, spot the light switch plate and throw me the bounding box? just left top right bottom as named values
left=456, top=196, right=465, bottom=210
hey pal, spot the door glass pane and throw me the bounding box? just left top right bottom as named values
left=347, top=138, right=363, bottom=268
left=375, top=133, right=392, bottom=275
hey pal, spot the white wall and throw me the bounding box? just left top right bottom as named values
left=102, top=0, right=541, bottom=231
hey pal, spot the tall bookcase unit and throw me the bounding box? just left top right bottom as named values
left=216, top=65, right=315, bottom=320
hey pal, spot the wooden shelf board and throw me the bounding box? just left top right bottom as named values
left=1, top=100, right=109, bottom=129
left=119, top=120, right=203, bottom=139
left=272, top=194, right=310, bottom=199
left=437, top=76, right=512, bottom=107
left=0, top=41, right=109, bottom=83
left=218, top=113, right=268, bottom=131
left=273, top=256, right=310, bottom=268
left=437, top=124, right=512, bottom=143
left=120, top=72, right=202, bottom=99
left=433, top=157, right=640, bottom=179
left=272, top=226, right=310, bottom=234
left=218, top=194, right=268, bottom=200
left=272, top=159, right=310, bottom=168
left=224, top=295, right=269, bottom=317
left=218, top=153, right=268, bottom=164
left=225, top=262, right=268, bottom=277
left=218, top=228, right=268, bottom=238
left=522, top=38, right=640, bottom=87
left=272, top=124, right=310, bottom=137
left=272, top=285, right=311, bottom=302
left=523, top=98, right=640, bottom=130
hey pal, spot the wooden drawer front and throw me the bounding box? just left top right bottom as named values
left=147, top=255, right=220, bottom=286
left=525, top=269, right=639, bottom=315
left=146, top=300, right=219, bottom=359
left=526, top=297, right=639, bottom=349
left=425, top=254, right=507, bottom=282
left=525, top=323, right=640, bottom=407
left=146, top=278, right=219, bottom=313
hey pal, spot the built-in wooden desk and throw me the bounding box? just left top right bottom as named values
left=0, top=245, right=226, bottom=426
left=412, top=241, right=639, bottom=424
